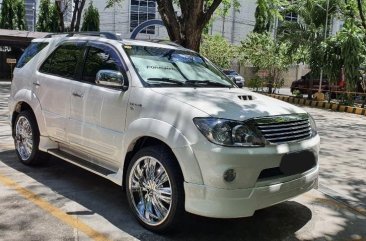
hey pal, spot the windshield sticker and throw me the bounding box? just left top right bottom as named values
left=147, top=66, right=176, bottom=71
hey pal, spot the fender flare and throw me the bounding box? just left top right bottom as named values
left=12, top=89, right=48, bottom=137
left=122, top=118, right=203, bottom=184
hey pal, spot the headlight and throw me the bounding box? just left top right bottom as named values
left=193, top=118, right=265, bottom=147
left=308, top=114, right=318, bottom=137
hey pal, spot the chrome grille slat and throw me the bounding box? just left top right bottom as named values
left=255, top=116, right=312, bottom=144
left=265, top=132, right=311, bottom=142
left=259, top=123, right=310, bottom=133
left=257, top=120, right=309, bottom=129
left=263, top=128, right=311, bottom=137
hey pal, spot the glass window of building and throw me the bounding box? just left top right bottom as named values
left=130, top=0, right=156, bottom=34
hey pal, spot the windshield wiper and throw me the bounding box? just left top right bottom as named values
left=185, top=80, right=231, bottom=87
left=147, top=78, right=184, bottom=86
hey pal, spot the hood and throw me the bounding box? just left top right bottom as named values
left=151, top=88, right=306, bottom=121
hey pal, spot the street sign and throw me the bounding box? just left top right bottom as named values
left=6, top=58, right=16, bottom=64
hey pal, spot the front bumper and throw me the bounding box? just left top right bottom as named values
left=184, top=165, right=318, bottom=218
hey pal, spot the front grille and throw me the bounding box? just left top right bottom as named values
left=255, top=115, right=312, bottom=144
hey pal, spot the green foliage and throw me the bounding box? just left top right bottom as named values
left=49, top=4, right=60, bottom=32
left=200, top=34, right=238, bottom=69
left=239, top=33, right=291, bottom=92
left=15, top=0, right=27, bottom=30
left=0, top=0, right=27, bottom=30
left=247, top=77, right=264, bottom=91
left=253, top=0, right=287, bottom=33
left=0, top=0, right=15, bottom=29
left=81, top=2, right=100, bottom=32
left=37, top=0, right=52, bottom=32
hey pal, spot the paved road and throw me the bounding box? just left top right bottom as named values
left=0, top=82, right=365, bottom=241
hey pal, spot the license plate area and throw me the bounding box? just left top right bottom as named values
left=280, top=150, right=316, bottom=176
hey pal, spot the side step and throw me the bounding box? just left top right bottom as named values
left=48, top=149, right=116, bottom=177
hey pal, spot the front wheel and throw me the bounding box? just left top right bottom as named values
left=126, top=146, right=184, bottom=232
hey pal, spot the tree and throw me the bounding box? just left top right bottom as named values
left=81, top=2, right=100, bottom=31
left=15, top=0, right=27, bottom=30
left=107, top=0, right=238, bottom=51
left=239, top=33, right=292, bottom=93
left=0, top=0, right=26, bottom=30
left=37, top=0, right=52, bottom=32
left=50, top=4, right=61, bottom=32
left=200, top=34, right=237, bottom=68
left=70, top=0, right=87, bottom=32
left=253, top=0, right=286, bottom=33
left=0, top=0, right=16, bottom=29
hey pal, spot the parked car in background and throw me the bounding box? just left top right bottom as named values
left=291, top=72, right=345, bottom=95
left=291, top=72, right=330, bottom=94
left=223, top=69, right=245, bottom=88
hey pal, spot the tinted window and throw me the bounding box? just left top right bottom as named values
left=40, top=42, right=84, bottom=79
left=16, top=42, right=48, bottom=68
left=82, top=44, right=122, bottom=83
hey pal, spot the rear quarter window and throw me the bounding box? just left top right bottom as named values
left=16, top=42, right=48, bottom=68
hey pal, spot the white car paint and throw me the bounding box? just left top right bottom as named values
left=9, top=36, right=319, bottom=219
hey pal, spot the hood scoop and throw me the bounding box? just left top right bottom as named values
left=238, top=95, right=254, bottom=101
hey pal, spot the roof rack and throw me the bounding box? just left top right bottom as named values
left=137, top=39, right=183, bottom=47
left=44, top=32, right=121, bottom=40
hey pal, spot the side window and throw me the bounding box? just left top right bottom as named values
left=16, top=42, right=48, bottom=68
left=40, top=42, right=84, bottom=79
left=82, top=45, right=123, bottom=83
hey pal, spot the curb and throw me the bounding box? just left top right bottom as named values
left=266, top=94, right=366, bottom=117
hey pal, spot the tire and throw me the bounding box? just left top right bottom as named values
left=13, top=110, right=44, bottom=165
left=126, top=145, right=184, bottom=233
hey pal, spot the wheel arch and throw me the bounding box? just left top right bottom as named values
left=121, top=119, right=204, bottom=187
left=11, top=89, right=48, bottom=137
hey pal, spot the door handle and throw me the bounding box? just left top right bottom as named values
left=72, top=92, right=84, bottom=98
left=32, top=82, right=40, bottom=86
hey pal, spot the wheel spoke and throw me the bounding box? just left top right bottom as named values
left=128, top=156, right=173, bottom=226
left=157, top=187, right=172, bottom=204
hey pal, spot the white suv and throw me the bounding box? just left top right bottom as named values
left=9, top=33, right=320, bottom=232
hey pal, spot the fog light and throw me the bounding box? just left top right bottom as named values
left=223, top=169, right=236, bottom=182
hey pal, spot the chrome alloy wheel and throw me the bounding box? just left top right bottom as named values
left=15, top=116, right=33, bottom=161
left=128, top=156, right=172, bottom=226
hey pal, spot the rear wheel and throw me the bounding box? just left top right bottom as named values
left=126, top=146, right=184, bottom=232
left=14, top=110, right=44, bottom=165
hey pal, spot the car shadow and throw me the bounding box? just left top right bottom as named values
left=0, top=149, right=312, bottom=241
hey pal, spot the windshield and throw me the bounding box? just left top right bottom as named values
left=123, top=45, right=234, bottom=88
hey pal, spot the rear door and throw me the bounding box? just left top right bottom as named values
left=36, top=41, right=86, bottom=143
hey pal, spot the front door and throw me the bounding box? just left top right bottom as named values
left=68, top=42, right=129, bottom=170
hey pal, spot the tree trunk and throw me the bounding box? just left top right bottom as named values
left=75, top=0, right=86, bottom=31
left=357, top=0, right=366, bottom=31
left=70, top=0, right=79, bottom=32
left=156, top=0, right=222, bottom=51
left=55, top=1, right=65, bottom=32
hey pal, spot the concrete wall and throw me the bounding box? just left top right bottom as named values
left=236, top=63, right=311, bottom=88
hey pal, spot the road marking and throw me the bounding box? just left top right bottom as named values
left=0, top=173, right=112, bottom=241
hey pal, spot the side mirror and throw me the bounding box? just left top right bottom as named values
left=96, top=70, right=128, bottom=91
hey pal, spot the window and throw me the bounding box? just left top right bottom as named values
left=82, top=44, right=123, bottom=83
left=130, top=0, right=156, bottom=34
left=40, top=42, right=85, bottom=79
left=16, top=42, right=48, bottom=68
left=284, top=0, right=298, bottom=22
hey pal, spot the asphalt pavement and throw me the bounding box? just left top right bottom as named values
left=0, top=82, right=365, bottom=241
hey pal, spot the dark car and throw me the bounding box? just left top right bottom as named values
left=291, top=72, right=344, bottom=95
left=223, top=70, right=245, bottom=88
